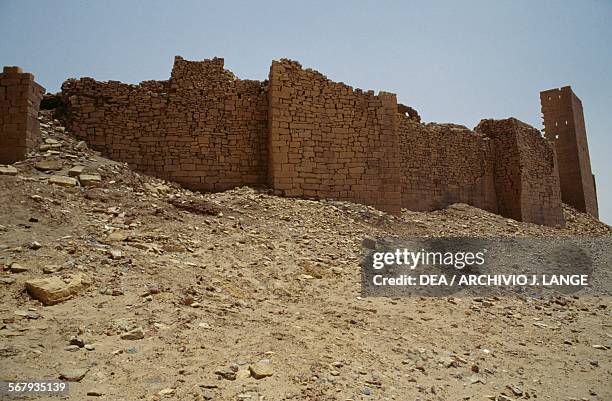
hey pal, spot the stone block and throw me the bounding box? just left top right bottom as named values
left=49, top=175, right=78, bottom=187
left=25, top=273, right=93, bottom=305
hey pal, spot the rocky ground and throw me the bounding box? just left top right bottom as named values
left=0, top=111, right=610, bottom=401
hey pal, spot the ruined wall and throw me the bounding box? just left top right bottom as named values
left=476, top=118, right=564, bottom=227
left=540, top=86, right=598, bottom=218
left=61, top=57, right=268, bottom=191
left=54, top=57, right=576, bottom=226
left=267, top=59, right=401, bottom=214
left=398, top=113, right=563, bottom=226
left=0, top=66, right=44, bottom=163
left=399, top=116, right=498, bottom=213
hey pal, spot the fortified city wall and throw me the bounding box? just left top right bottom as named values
left=2, top=57, right=591, bottom=227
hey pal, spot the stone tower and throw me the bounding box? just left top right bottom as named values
left=0, top=66, right=45, bottom=164
left=540, top=86, right=598, bottom=218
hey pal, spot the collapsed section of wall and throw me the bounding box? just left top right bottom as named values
left=61, top=57, right=268, bottom=191
left=399, top=116, right=498, bottom=213
left=476, top=118, right=564, bottom=227
left=267, top=60, right=401, bottom=214
left=0, top=67, right=45, bottom=163
left=398, top=113, right=563, bottom=227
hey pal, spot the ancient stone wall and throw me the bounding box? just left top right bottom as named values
left=0, top=66, right=45, bottom=163
left=398, top=116, right=498, bottom=213
left=61, top=57, right=268, bottom=191
left=47, top=57, right=586, bottom=226
left=398, top=113, right=563, bottom=226
left=267, top=59, right=401, bottom=214
left=540, top=86, right=598, bottom=218
left=476, top=118, right=564, bottom=227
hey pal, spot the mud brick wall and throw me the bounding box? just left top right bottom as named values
left=61, top=57, right=268, bottom=191
left=0, top=67, right=45, bottom=163
left=476, top=118, right=564, bottom=227
left=540, top=86, right=598, bottom=218
left=398, top=116, right=498, bottom=213
left=267, top=59, right=401, bottom=214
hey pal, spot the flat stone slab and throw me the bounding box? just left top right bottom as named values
left=35, top=160, right=62, bottom=171
left=79, top=173, right=102, bottom=186
left=40, top=143, right=62, bottom=151
left=59, top=368, right=88, bottom=382
left=0, top=165, right=18, bottom=175
left=25, top=273, right=92, bottom=305
left=48, top=175, right=78, bottom=187
left=120, top=327, right=145, bottom=340
left=68, top=165, right=86, bottom=176
left=107, top=230, right=129, bottom=242
left=249, top=359, right=273, bottom=379
left=9, top=263, right=28, bottom=273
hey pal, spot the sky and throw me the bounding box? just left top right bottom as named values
left=1, top=0, right=610, bottom=223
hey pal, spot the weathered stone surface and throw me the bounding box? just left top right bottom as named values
left=214, top=368, right=237, bottom=381
left=43, top=265, right=61, bottom=274
left=107, top=230, right=128, bottom=242
left=0, top=165, right=18, bottom=175
left=59, top=368, right=88, bottom=382
left=68, top=165, right=86, bottom=176
left=25, top=273, right=92, bottom=305
left=109, top=249, right=122, bottom=259
left=120, top=327, right=145, bottom=340
left=40, top=143, right=62, bottom=151
left=9, top=263, right=28, bottom=273
left=35, top=160, right=62, bottom=171
left=249, top=359, right=273, bottom=379
left=79, top=173, right=102, bottom=186
left=48, top=175, right=78, bottom=187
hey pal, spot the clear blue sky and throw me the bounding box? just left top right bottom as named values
left=1, top=0, right=610, bottom=223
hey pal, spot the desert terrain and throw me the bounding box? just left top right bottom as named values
left=0, top=111, right=610, bottom=400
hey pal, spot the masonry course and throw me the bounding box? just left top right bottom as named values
left=1, top=57, right=598, bottom=227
